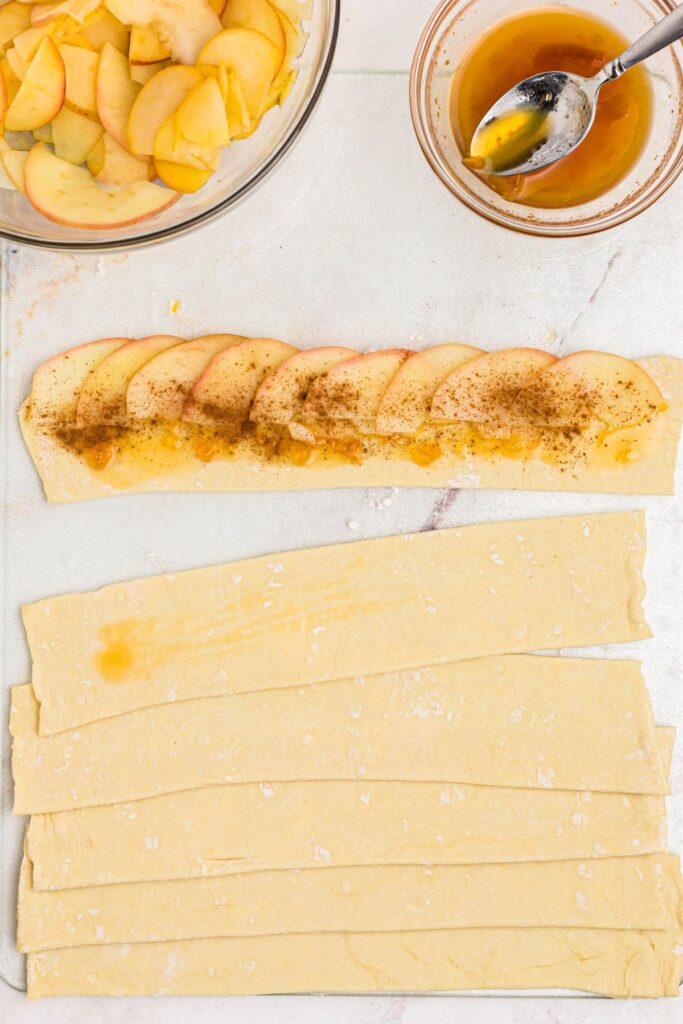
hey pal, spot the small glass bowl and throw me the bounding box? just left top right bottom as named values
left=0, top=0, right=339, bottom=251
left=410, top=0, right=683, bottom=237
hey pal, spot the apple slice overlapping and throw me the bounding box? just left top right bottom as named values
left=184, top=338, right=299, bottom=426
left=519, top=351, right=667, bottom=430
left=302, top=349, right=414, bottom=436
left=29, top=337, right=130, bottom=424
left=25, top=339, right=667, bottom=468
left=126, top=334, right=245, bottom=419
left=377, top=343, right=483, bottom=435
left=431, top=348, right=558, bottom=435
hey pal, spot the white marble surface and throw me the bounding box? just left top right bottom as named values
left=1, top=0, right=682, bottom=1017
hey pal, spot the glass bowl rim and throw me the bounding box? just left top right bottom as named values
left=0, top=0, right=341, bottom=254
left=409, top=0, right=683, bottom=238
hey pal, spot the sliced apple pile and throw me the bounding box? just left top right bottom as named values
left=0, top=0, right=309, bottom=226
left=26, top=339, right=666, bottom=468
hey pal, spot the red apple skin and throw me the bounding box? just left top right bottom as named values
left=24, top=144, right=180, bottom=229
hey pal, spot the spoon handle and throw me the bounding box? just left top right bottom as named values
left=601, top=5, right=683, bottom=80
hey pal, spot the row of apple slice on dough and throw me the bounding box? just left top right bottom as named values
left=0, top=0, right=306, bottom=223
left=29, top=333, right=665, bottom=442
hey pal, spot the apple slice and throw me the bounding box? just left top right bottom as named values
left=130, top=60, right=169, bottom=86
left=29, top=4, right=62, bottom=27
left=176, top=77, right=230, bottom=147
left=129, top=24, right=172, bottom=65
left=1, top=57, right=21, bottom=107
left=264, top=3, right=300, bottom=109
left=197, top=27, right=280, bottom=118
left=431, top=348, right=558, bottom=431
left=127, top=64, right=203, bottom=156
left=51, top=106, right=103, bottom=164
left=5, top=37, right=65, bottom=131
left=211, top=63, right=250, bottom=136
left=0, top=3, right=32, bottom=51
left=29, top=337, right=129, bottom=424
left=76, top=334, right=184, bottom=426
left=520, top=351, right=666, bottom=431
left=225, top=66, right=251, bottom=136
left=250, top=346, right=357, bottom=425
left=30, top=1, right=101, bottom=28
left=0, top=67, right=7, bottom=133
left=88, top=132, right=153, bottom=185
left=5, top=47, right=29, bottom=83
left=154, top=158, right=214, bottom=193
left=12, top=26, right=51, bottom=65
left=104, top=0, right=221, bottom=64
left=303, top=349, right=413, bottom=431
left=73, top=8, right=130, bottom=54
left=127, top=334, right=244, bottom=420
left=0, top=137, right=29, bottom=193
left=222, top=0, right=285, bottom=62
left=184, top=338, right=299, bottom=426
left=376, top=344, right=484, bottom=435
left=58, top=42, right=99, bottom=113
left=154, top=112, right=220, bottom=170
left=24, top=143, right=178, bottom=228
left=96, top=41, right=140, bottom=151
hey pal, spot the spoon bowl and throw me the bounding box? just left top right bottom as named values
left=469, top=72, right=598, bottom=176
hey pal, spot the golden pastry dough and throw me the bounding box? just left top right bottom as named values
left=17, top=853, right=683, bottom=952
left=11, top=656, right=668, bottom=814
left=26, top=731, right=672, bottom=889
left=20, top=356, right=683, bottom=504
left=26, top=928, right=683, bottom=999
left=23, top=511, right=650, bottom=735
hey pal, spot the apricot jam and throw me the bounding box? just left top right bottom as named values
left=449, top=6, right=652, bottom=208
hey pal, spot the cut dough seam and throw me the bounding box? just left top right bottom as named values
left=17, top=853, right=683, bottom=952
left=12, top=655, right=669, bottom=814
left=26, top=726, right=674, bottom=890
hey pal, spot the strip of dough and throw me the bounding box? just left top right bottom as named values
left=11, top=656, right=669, bottom=814
left=26, top=727, right=674, bottom=890
left=20, top=356, right=683, bottom=504
left=23, top=511, right=650, bottom=735
left=17, top=854, right=682, bottom=952
left=26, top=928, right=683, bottom=999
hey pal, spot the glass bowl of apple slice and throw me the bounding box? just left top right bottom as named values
left=0, top=0, right=339, bottom=250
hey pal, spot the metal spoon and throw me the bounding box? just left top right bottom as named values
left=467, top=6, right=683, bottom=176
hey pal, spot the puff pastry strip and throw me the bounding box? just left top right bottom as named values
left=22, top=511, right=650, bottom=735
left=26, top=928, right=683, bottom=999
